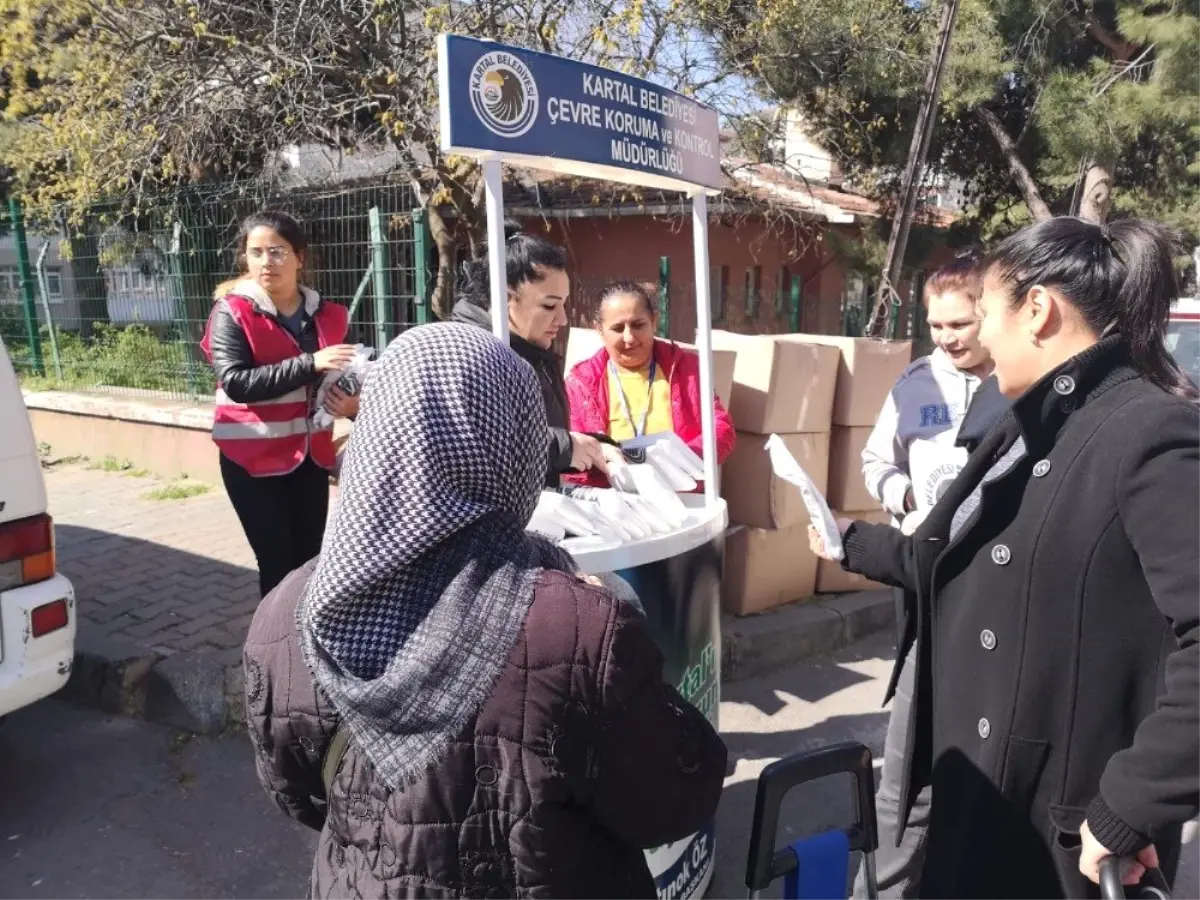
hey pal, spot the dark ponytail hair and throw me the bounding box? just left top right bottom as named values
left=459, top=219, right=568, bottom=309
left=984, top=216, right=1198, bottom=399
left=594, top=280, right=658, bottom=322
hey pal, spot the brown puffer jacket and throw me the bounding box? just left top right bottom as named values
left=244, top=559, right=728, bottom=899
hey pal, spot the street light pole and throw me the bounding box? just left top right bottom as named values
left=866, top=0, right=961, bottom=338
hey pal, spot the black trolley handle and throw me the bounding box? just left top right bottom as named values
left=745, top=741, right=880, bottom=896
left=1098, top=856, right=1171, bottom=900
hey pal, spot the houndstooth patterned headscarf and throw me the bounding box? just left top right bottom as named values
left=297, top=322, right=576, bottom=790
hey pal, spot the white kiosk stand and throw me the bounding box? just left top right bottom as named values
left=439, top=35, right=728, bottom=899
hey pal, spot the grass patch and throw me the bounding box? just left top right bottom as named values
left=144, top=482, right=212, bottom=501
left=89, top=455, right=135, bottom=473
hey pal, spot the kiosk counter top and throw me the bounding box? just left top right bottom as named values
left=560, top=497, right=728, bottom=574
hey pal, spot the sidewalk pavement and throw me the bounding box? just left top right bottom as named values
left=46, top=457, right=895, bottom=734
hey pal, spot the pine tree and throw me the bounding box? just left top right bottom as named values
left=696, top=0, right=1199, bottom=244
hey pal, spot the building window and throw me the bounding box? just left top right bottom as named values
left=45, top=270, right=63, bottom=301
left=709, top=265, right=728, bottom=323
left=744, top=265, right=762, bottom=317
left=0, top=266, right=17, bottom=303
left=775, top=266, right=790, bottom=317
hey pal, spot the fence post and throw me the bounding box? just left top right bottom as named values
left=657, top=255, right=670, bottom=338
left=34, top=242, right=63, bottom=379
left=9, top=199, right=43, bottom=375
left=413, top=208, right=431, bottom=325
left=788, top=274, right=803, bottom=333
left=368, top=206, right=392, bottom=350
left=167, top=221, right=199, bottom=396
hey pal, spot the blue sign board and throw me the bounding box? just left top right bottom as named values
left=438, top=34, right=723, bottom=193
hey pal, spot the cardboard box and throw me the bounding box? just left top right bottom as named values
left=564, top=327, right=605, bottom=373
left=721, top=431, right=830, bottom=529
left=563, top=328, right=737, bottom=409
left=816, top=509, right=891, bottom=593
left=827, top=425, right=876, bottom=511
left=793, top=336, right=912, bottom=427
left=676, top=339, right=736, bottom=410
left=711, top=331, right=839, bottom=435
left=722, top=523, right=819, bottom=616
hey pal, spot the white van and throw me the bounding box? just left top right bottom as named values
left=0, top=336, right=76, bottom=718
left=1167, top=296, right=1200, bottom=389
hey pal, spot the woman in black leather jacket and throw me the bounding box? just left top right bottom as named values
left=202, top=211, right=356, bottom=597
left=450, top=225, right=609, bottom=487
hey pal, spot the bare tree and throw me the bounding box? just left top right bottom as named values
left=1, top=0, right=723, bottom=316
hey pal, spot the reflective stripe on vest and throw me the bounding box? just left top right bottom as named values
left=212, top=418, right=310, bottom=440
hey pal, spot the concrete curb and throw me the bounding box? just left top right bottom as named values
left=721, top=589, right=896, bottom=683
left=64, top=590, right=895, bottom=735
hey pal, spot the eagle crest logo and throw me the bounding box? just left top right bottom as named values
left=469, top=52, right=539, bottom=138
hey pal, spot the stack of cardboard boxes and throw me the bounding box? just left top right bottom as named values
left=716, top=333, right=912, bottom=614
left=713, top=332, right=841, bottom=615
left=802, top=337, right=912, bottom=596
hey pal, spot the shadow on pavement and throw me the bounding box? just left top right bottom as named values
left=56, top=523, right=259, bottom=661
left=0, top=699, right=315, bottom=899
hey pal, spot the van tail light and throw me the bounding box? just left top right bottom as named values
left=30, top=599, right=68, bottom=638
left=0, top=513, right=56, bottom=588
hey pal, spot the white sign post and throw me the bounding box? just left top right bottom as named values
left=482, top=157, right=510, bottom=343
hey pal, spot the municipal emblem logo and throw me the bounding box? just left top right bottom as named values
left=469, top=52, right=539, bottom=138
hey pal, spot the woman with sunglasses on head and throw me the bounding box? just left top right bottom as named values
left=811, top=217, right=1199, bottom=898
left=202, top=210, right=357, bottom=599
left=452, top=223, right=610, bottom=486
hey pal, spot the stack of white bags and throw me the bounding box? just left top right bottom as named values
left=527, top=433, right=706, bottom=544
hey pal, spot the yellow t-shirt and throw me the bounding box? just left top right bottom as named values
left=607, top=363, right=674, bottom=442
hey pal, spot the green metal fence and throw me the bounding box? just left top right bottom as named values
left=2, top=179, right=424, bottom=401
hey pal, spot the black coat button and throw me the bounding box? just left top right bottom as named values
left=991, top=544, right=1011, bottom=566
left=980, top=629, right=997, bottom=650
left=1054, top=375, right=1076, bottom=395
left=1033, top=460, right=1051, bottom=477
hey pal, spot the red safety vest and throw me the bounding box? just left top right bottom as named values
left=201, top=292, right=349, bottom=477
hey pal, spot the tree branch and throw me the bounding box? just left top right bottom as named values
left=976, top=107, right=1052, bottom=221
left=1083, top=10, right=1138, bottom=63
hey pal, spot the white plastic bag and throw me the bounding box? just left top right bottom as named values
left=313, top=344, right=376, bottom=430
left=645, top=443, right=698, bottom=492
left=765, top=433, right=844, bottom=561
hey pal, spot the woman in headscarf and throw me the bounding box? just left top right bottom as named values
left=243, top=322, right=727, bottom=898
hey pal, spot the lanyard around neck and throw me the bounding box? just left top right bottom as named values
left=609, top=358, right=657, bottom=438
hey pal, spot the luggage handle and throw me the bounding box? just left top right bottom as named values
left=1098, top=857, right=1171, bottom=899
left=745, top=741, right=879, bottom=895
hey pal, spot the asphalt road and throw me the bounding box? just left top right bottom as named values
left=0, top=631, right=1193, bottom=898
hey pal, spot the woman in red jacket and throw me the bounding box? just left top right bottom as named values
left=565, top=281, right=735, bottom=488
left=201, top=211, right=356, bottom=598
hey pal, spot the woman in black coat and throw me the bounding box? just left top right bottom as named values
left=813, top=217, right=1199, bottom=898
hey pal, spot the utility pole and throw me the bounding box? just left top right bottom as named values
left=866, top=0, right=961, bottom=338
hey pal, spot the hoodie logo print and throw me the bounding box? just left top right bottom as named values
left=919, top=403, right=953, bottom=428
